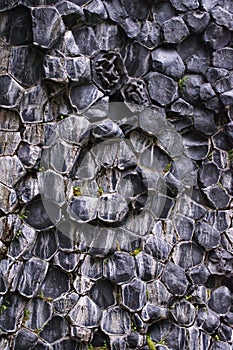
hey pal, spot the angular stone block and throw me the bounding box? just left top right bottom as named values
left=73, top=26, right=99, bottom=55
left=161, top=262, right=188, bottom=296
left=0, top=155, right=25, bottom=187
left=194, top=221, right=220, bottom=250
left=70, top=83, right=103, bottom=111
left=68, top=296, right=101, bottom=327
left=0, top=74, right=22, bottom=108
left=122, top=278, right=146, bottom=312
left=8, top=46, right=43, bottom=87
left=145, top=72, right=178, bottom=106
left=32, top=7, right=65, bottom=49
left=213, top=48, right=233, bottom=70
left=162, top=17, right=189, bottom=44
left=65, top=56, right=91, bottom=82
left=152, top=48, right=185, bottom=79
left=101, top=306, right=131, bottom=335
left=0, top=183, right=18, bottom=214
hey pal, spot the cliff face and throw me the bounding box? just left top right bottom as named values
left=0, top=1, right=232, bottom=349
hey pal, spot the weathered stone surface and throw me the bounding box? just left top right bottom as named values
left=54, top=292, right=79, bottom=315
left=170, top=0, right=199, bottom=11
left=173, top=242, right=203, bottom=269
left=135, top=252, right=163, bottom=282
left=0, top=109, right=20, bottom=130
left=213, top=48, right=233, bottom=70
left=32, top=7, right=65, bottom=49
left=208, top=248, right=233, bottom=276
left=184, top=11, right=210, bottom=34
left=210, top=342, right=232, bottom=350
left=101, top=306, right=131, bottom=335
left=43, top=55, right=67, bottom=82
left=171, top=300, right=196, bottom=326
left=0, top=131, right=20, bottom=156
left=193, top=108, right=217, bottom=135
left=121, top=78, right=150, bottom=110
left=98, top=193, right=128, bottom=223
left=56, top=0, right=84, bottom=17
left=198, top=307, right=220, bottom=333
left=24, top=197, right=54, bottom=231
left=194, top=221, right=220, bottom=250
left=94, top=22, right=122, bottom=51
left=183, top=131, right=209, bottom=160
left=208, top=286, right=231, bottom=314
left=162, top=17, right=189, bottom=44
left=70, top=83, right=103, bottom=111
left=211, top=6, right=233, bottom=31
left=104, top=252, right=135, bottom=284
left=73, top=26, right=99, bottom=55
left=0, top=294, right=25, bottom=332
left=122, top=278, right=146, bottom=312
left=145, top=231, right=172, bottom=263
left=40, top=315, right=68, bottom=343
left=181, top=74, right=204, bottom=103
left=14, top=329, right=38, bottom=350
left=149, top=320, right=186, bottom=350
left=136, top=20, right=160, bottom=49
left=20, top=84, right=47, bottom=123
left=24, top=298, right=53, bottom=330
left=66, top=56, right=91, bottom=82
left=145, top=72, right=178, bottom=106
left=204, top=22, right=231, bottom=49
left=125, top=42, right=150, bottom=77
left=68, top=196, right=98, bottom=222
left=0, top=155, right=26, bottom=187
left=0, top=74, right=22, bottom=108
left=203, top=185, right=230, bottom=209
left=161, top=262, right=189, bottom=296
left=200, top=83, right=216, bottom=100
left=190, top=264, right=210, bottom=284
left=73, top=275, right=93, bottom=295
left=9, top=46, right=43, bottom=87
left=40, top=266, right=70, bottom=298
left=17, top=257, right=48, bottom=298
left=199, top=162, right=220, bottom=187
left=90, top=279, right=115, bottom=309
left=80, top=255, right=102, bottom=280
left=69, top=295, right=101, bottom=327
left=53, top=251, right=79, bottom=272
left=151, top=48, right=185, bottom=79
left=174, top=214, right=194, bottom=240
left=0, top=183, right=18, bottom=214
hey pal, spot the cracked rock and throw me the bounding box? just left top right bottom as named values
left=18, top=257, right=49, bottom=298
left=0, top=74, right=22, bottom=108
left=122, top=278, right=146, bottom=312
left=98, top=193, right=128, bottom=223
left=204, top=22, right=231, bottom=50
left=145, top=72, right=178, bottom=106
left=194, top=221, right=220, bottom=250
left=32, top=7, right=65, bottom=49
left=151, top=48, right=185, bottom=80
left=68, top=295, right=101, bottom=327
left=101, top=306, right=131, bottom=335
left=70, top=83, right=103, bottom=111
left=213, top=48, right=233, bottom=70
left=162, top=17, right=189, bottom=44
left=161, top=262, right=189, bottom=296
left=171, top=300, right=196, bottom=327
left=73, top=26, right=99, bottom=55
left=208, top=286, right=231, bottom=314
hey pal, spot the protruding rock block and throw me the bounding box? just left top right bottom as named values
left=145, top=72, right=178, bottom=106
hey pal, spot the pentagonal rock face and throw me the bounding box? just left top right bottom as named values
left=184, top=11, right=210, bottom=34
left=162, top=17, right=189, bottom=44
left=203, top=185, right=230, bottom=209
left=101, top=306, right=131, bottom=335
left=147, top=280, right=172, bottom=307
left=40, top=315, right=68, bottom=343
left=18, top=143, right=41, bottom=169
left=80, top=255, right=103, bottom=280
left=145, top=72, right=178, bottom=106
left=194, top=221, right=220, bottom=250
left=65, top=56, right=91, bottom=82
left=68, top=196, right=98, bottom=223
left=69, top=296, right=101, bottom=327
left=183, top=132, right=209, bottom=160
left=174, top=214, right=194, bottom=240
left=8, top=46, right=43, bottom=87
left=24, top=197, right=54, bottom=231
left=161, top=262, right=188, bottom=296
left=0, top=156, right=25, bottom=187
left=40, top=266, right=70, bottom=299
left=24, top=299, right=53, bottom=330
left=190, top=264, right=210, bottom=284
left=0, top=131, right=21, bottom=155
left=98, top=193, right=128, bottom=222
left=151, top=48, right=185, bottom=79
left=199, top=162, right=220, bottom=187
left=14, top=329, right=38, bottom=350
left=204, top=22, right=231, bottom=50
left=53, top=292, right=79, bottom=315
left=171, top=300, right=196, bottom=327
left=73, top=26, right=99, bottom=55
left=32, top=230, right=56, bottom=261
left=90, top=279, right=115, bottom=309
left=213, top=48, right=233, bottom=70
left=104, top=252, right=135, bottom=284
left=32, top=7, right=65, bottom=49
left=53, top=251, right=79, bottom=272
left=135, top=252, right=163, bottom=281
left=172, top=242, right=203, bottom=269
left=70, top=83, right=103, bottom=112
left=0, top=183, right=18, bottom=214
left=17, top=257, right=49, bottom=298
left=208, top=286, right=231, bottom=314
left=0, top=74, right=22, bottom=108
left=122, top=278, right=146, bottom=312
left=145, top=233, right=172, bottom=263
left=125, top=43, right=150, bottom=77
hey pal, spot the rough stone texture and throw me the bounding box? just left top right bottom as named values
left=0, top=1, right=232, bottom=349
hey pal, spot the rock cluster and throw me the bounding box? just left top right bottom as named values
left=0, top=1, right=232, bottom=350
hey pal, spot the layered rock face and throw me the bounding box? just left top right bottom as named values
left=0, top=1, right=232, bottom=350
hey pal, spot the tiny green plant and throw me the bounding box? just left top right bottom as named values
left=15, top=230, right=23, bottom=239
left=164, top=162, right=172, bottom=173
left=147, top=334, right=156, bottom=350
left=157, top=337, right=167, bottom=345
left=0, top=300, right=10, bottom=315
left=37, top=290, right=45, bottom=300
left=214, top=335, right=220, bottom=341
left=39, top=166, right=45, bottom=172
left=178, top=76, right=188, bottom=92
left=34, top=327, right=43, bottom=334
left=185, top=295, right=192, bottom=301
left=23, top=309, right=31, bottom=323
left=47, top=297, right=53, bottom=302
left=227, top=149, right=233, bottom=162
left=73, top=186, right=81, bottom=196
left=97, top=186, right=104, bottom=196
left=59, top=115, right=64, bottom=120
left=130, top=247, right=142, bottom=256
left=19, top=211, right=28, bottom=220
